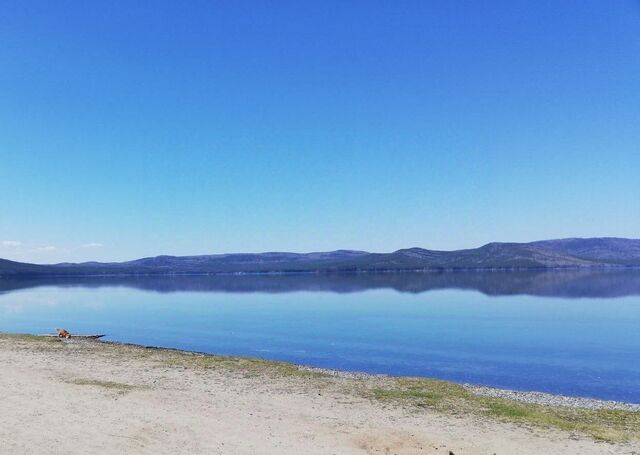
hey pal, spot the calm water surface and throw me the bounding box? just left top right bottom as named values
left=1, top=271, right=639, bottom=403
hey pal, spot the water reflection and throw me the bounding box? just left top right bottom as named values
left=2, top=269, right=640, bottom=297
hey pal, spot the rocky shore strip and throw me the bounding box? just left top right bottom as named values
left=463, top=384, right=640, bottom=412
left=297, top=366, right=640, bottom=412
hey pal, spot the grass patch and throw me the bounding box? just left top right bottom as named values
left=67, top=378, right=138, bottom=392
left=0, top=333, right=59, bottom=343
left=479, top=398, right=640, bottom=442
left=161, top=351, right=328, bottom=380
left=371, top=378, right=471, bottom=410
left=369, top=377, right=640, bottom=443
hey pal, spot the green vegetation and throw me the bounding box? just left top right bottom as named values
left=369, top=378, right=640, bottom=443
left=372, top=377, right=469, bottom=405
left=161, top=351, right=328, bottom=380
left=66, top=378, right=139, bottom=392
left=0, top=333, right=59, bottom=343
left=479, top=399, right=637, bottom=442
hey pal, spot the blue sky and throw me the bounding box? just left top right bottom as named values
left=1, top=0, right=639, bottom=263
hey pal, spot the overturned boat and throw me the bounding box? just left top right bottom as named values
left=40, top=329, right=106, bottom=340
left=43, top=334, right=106, bottom=340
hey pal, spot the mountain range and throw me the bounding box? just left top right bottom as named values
left=1, top=237, right=640, bottom=277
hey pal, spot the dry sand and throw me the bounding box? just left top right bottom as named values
left=1, top=335, right=637, bottom=455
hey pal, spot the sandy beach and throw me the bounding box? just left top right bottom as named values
left=1, top=334, right=638, bottom=455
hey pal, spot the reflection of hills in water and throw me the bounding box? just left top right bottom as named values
left=2, top=270, right=640, bottom=298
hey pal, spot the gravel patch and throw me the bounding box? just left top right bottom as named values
left=297, top=365, right=383, bottom=380
left=464, top=384, right=640, bottom=412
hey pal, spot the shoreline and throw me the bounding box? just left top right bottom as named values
left=2, top=332, right=639, bottom=454
left=100, top=338, right=640, bottom=411
left=294, top=365, right=640, bottom=412
left=15, top=332, right=640, bottom=411
left=3, top=263, right=640, bottom=279
left=462, top=383, right=640, bottom=412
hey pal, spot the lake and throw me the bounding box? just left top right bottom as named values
left=1, top=270, right=639, bottom=403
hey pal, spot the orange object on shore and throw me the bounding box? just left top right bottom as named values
left=56, top=328, right=71, bottom=339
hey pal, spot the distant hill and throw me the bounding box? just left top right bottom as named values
left=0, top=258, right=49, bottom=275
left=529, top=238, right=640, bottom=264
left=1, top=238, right=640, bottom=277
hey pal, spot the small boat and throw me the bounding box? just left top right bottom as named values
left=40, top=334, right=106, bottom=340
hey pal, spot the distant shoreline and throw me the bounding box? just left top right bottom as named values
left=3, top=263, right=640, bottom=279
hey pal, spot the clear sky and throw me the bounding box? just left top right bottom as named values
left=1, top=1, right=639, bottom=263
